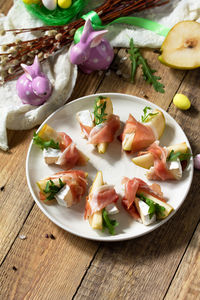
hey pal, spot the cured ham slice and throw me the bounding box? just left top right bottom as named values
left=85, top=184, right=119, bottom=219
left=38, top=170, right=87, bottom=205
left=122, top=177, right=165, bottom=220
left=145, top=143, right=182, bottom=181
left=122, top=114, right=156, bottom=152
left=88, top=114, right=120, bottom=144
left=55, top=132, right=87, bottom=169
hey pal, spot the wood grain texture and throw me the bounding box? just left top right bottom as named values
left=165, top=222, right=200, bottom=300
left=0, top=205, right=98, bottom=300
left=1, top=0, right=200, bottom=299
left=97, top=49, right=186, bottom=110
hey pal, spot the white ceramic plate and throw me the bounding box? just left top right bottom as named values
left=26, top=93, right=193, bottom=241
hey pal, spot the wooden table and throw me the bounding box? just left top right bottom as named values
left=1, top=2, right=200, bottom=299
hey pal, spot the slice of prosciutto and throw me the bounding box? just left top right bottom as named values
left=145, top=142, right=182, bottom=181
left=122, top=114, right=156, bottom=152
left=55, top=132, right=87, bottom=169
left=85, top=185, right=119, bottom=219
left=88, top=114, right=120, bottom=144
left=122, top=177, right=165, bottom=219
left=39, top=170, right=87, bottom=204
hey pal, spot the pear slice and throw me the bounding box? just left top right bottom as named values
left=146, top=110, right=165, bottom=140
left=137, top=190, right=173, bottom=220
left=122, top=133, right=135, bottom=151
left=159, top=21, right=200, bottom=69
left=96, top=97, right=113, bottom=154
left=88, top=171, right=104, bottom=229
left=132, top=142, right=188, bottom=169
left=122, top=110, right=165, bottom=152
left=38, top=124, right=59, bottom=142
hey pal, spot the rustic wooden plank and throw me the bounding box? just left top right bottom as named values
left=163, top=67, right=200, bottom=300
left=164, top=222, right=200, bottom=300
left=0, top=204, right=98, bottom=300
left=98, top=49, right=186, bottom=110
left=73, top=63, right=200, bottom=300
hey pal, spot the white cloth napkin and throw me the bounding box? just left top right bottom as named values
left=0, top=0, right=77, bottom=151
left=1, top=0, right=200, bottom=151
left=87, top=0, right=200, bottom=48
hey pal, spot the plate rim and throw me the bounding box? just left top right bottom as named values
left=26, top=92, right=194, bottom=242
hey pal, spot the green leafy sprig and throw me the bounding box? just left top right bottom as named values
left=43, top=178, right=65, bottom=201
left=137, top=193, right=165, bottom=219
left=33, top=132, right=60, bottom=150
left=167, top=150, right=192, bottom=162
left=93, top=96, right=107, bottom=125
left=128, top=38, right=165, bottom=93
left=141, top=106, right=158, bottom=123
left=102, top=208, right=119, bottom=235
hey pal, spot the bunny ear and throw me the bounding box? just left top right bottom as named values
left=80, top=19, right=93, bottom=43
left=89, top=30, right=108, bottom=48
left=21, top=63, right=34, bottom=81
left=32, top=56, right=42, bottom=76
left=21, top=56, right=41, bottom=81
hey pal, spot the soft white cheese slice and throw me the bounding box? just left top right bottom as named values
left=167, top=159, right=182, bottom=180
left=43, top=148, right=62, bottom=164
left=122, top=133, right=135, bottom=151
left=54, top=184, right=73, bottom=207
left=138, top=199, right=156, bottom=226
left=106, top=203, right=119, bottom=215
left=76, top=110, right=94, bottom=127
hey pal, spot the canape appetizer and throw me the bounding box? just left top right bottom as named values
left=132, top=141, right=191, bottom=181
left=121, top=106, right=165, bottom=153
left=122, top=177, right=173, bottom=226
left=85, top=171, right=119, bottom=234
left=76, top=96, right=120, bottom=154
left=37, top=170, right=88, bottom=206
left=33, top=124, right=88, bottom=169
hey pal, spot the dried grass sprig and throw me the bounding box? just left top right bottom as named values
left=0, top=0, right=168, bottom=83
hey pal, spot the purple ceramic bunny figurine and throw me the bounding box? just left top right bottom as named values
left=70, top=19, right=114, bottom=74
left=16, top=56, right=52, bottom=106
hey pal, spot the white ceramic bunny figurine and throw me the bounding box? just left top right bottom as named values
left=70, top=19, right=114, bottom=74
left=16, top=56, right=52, bottom=106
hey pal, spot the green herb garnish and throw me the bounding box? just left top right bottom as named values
left=141, top=106, right=158, bottom=123
left=137, top=193, right=165, bottom=219
left=33, top=132, right=60, bottom=150
left=128, top=38, right=165, bottom=93
left=167, top=150, right=192, bottom=162
left=43, top=178, right=65, bottom=200
left=102, top=208, right=119, bottom=235
left=93, top=96, right=107, bottom=125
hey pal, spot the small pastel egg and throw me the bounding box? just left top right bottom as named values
left=173, top=93, right=191, bottom=110
left=194, top=154, right=200, bottom=170
left=42, top=0, right=57, bottom=10
left=58, top=0, right=72, bottom=9
left=23, top=0, right=40, bottom=4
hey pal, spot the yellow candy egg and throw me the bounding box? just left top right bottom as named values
left=23, top=0, right=40, bottom=4
left=173, top=94, right=191, bottom=110
left=58, top=0, right=72, bottom=9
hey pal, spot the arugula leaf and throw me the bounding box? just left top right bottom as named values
left=128, top=38, right=165, bottom=93
left=33, top=132, right=60, bottom=150
left=138, top=55, right=165, bottom=94
left=43, top=178, right=65, bottom=201
left=102, top=208, right=119, bottom=235
left=137, top=193, right=165, bottom=219
left=128, top=38, right=140, bottom=83
left=141, top=106, right=158, bottom=123
left=167, top=150, right=192, bottom=162
left=93, top=96, right=108, bottom=125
